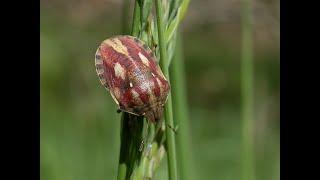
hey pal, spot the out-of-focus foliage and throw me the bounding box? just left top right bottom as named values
left=40, top=0, right=279, bottom=180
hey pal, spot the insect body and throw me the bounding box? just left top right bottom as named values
left=95, top=35, right=170, bottom=122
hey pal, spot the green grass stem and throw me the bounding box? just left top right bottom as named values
left=170, top=33, right=194, bottom=180
left=241, top=0, right=255, bottom=179
left=155, top=0, right=178, bottom=180
left=117, top=113, right=144, bottom=180
left=131, top=0, right=141, bottom=37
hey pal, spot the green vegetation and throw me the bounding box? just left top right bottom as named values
left=241, top=0, right=255, bottom=179
left=40, top=0, right=279, bottom=179
left=117, top=0, right=190, bottom=179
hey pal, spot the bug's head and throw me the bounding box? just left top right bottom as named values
left=144, top=104, right=164, bottom=123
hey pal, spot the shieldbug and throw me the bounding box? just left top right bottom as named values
left=95, top=35, right=170, bottom=122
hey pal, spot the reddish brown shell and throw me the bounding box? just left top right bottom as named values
left=95, top=35, right=170, bottom=122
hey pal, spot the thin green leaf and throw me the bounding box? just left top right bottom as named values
left=167, top=32, right=177, bottom=66
left=168, top=0, right=183, bottom=24
left=165, top=0, right=190, bottom=43
left=140, top=0, right=153, bottom=30
left=131, top=1, right=141, bottom=37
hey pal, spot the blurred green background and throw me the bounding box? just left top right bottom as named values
left=40, top=0, right=279, bottom=179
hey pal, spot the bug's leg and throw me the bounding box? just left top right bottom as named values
left=116, top=106, right=126, bottom=114
left=166, top=124, right=179, bottom=134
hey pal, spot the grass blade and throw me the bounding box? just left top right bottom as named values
left=155, top=0, right=178, bottom=180
left=241, top=0, right=255, bottom=179
left=165, top=0, right=190, bottom=43
left=170, top=33, right=194, bottom=180
left=131, top=0, right=141, bottom=37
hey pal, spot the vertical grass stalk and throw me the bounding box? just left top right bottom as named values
left=155, top=0, right=178, bottom=180
left=241, top=0, right=255, bottom=179
left=117, top=114, right=144, bottom=180
left=118, top=0, right=190, bottom=179
left=170, top=33, right=194, bottom=180
left=131, top=0, right=141, bottom=37
left=118, top=0, right=174, bottom=179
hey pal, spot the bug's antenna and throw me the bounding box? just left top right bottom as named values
left=166, top=124, right=178, bottom=134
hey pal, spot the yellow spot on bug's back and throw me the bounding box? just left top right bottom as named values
left=151, top=73, right=155, bottom=77
left=138, top=52, right=150, bottom=67
left=131, top=89, right=139, bottom=98
left=104, top=38, right=129, bottom=56
left=147, top=80, right=156, bottom=105
left=110, top=90, right=119, bottom=105
left=113, top=87, right=121, bottom=100
left=157, top=67, right=167, bottom=80
left=156, top=78, right=163, bottom=94
left=139, top=80, right=156, bottom=105
left=131, top=89, right=143, bottom=105
left=114, top=63, right=126, bottom=80
left=129, top=82, right=133, bottom=88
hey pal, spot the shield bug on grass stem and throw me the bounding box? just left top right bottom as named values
left=95, top=35, right=170, bottom=123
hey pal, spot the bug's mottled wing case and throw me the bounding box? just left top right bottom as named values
left=126, top=36, right=158, bottom=63
left=95, top=35, right=170, bottom=122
